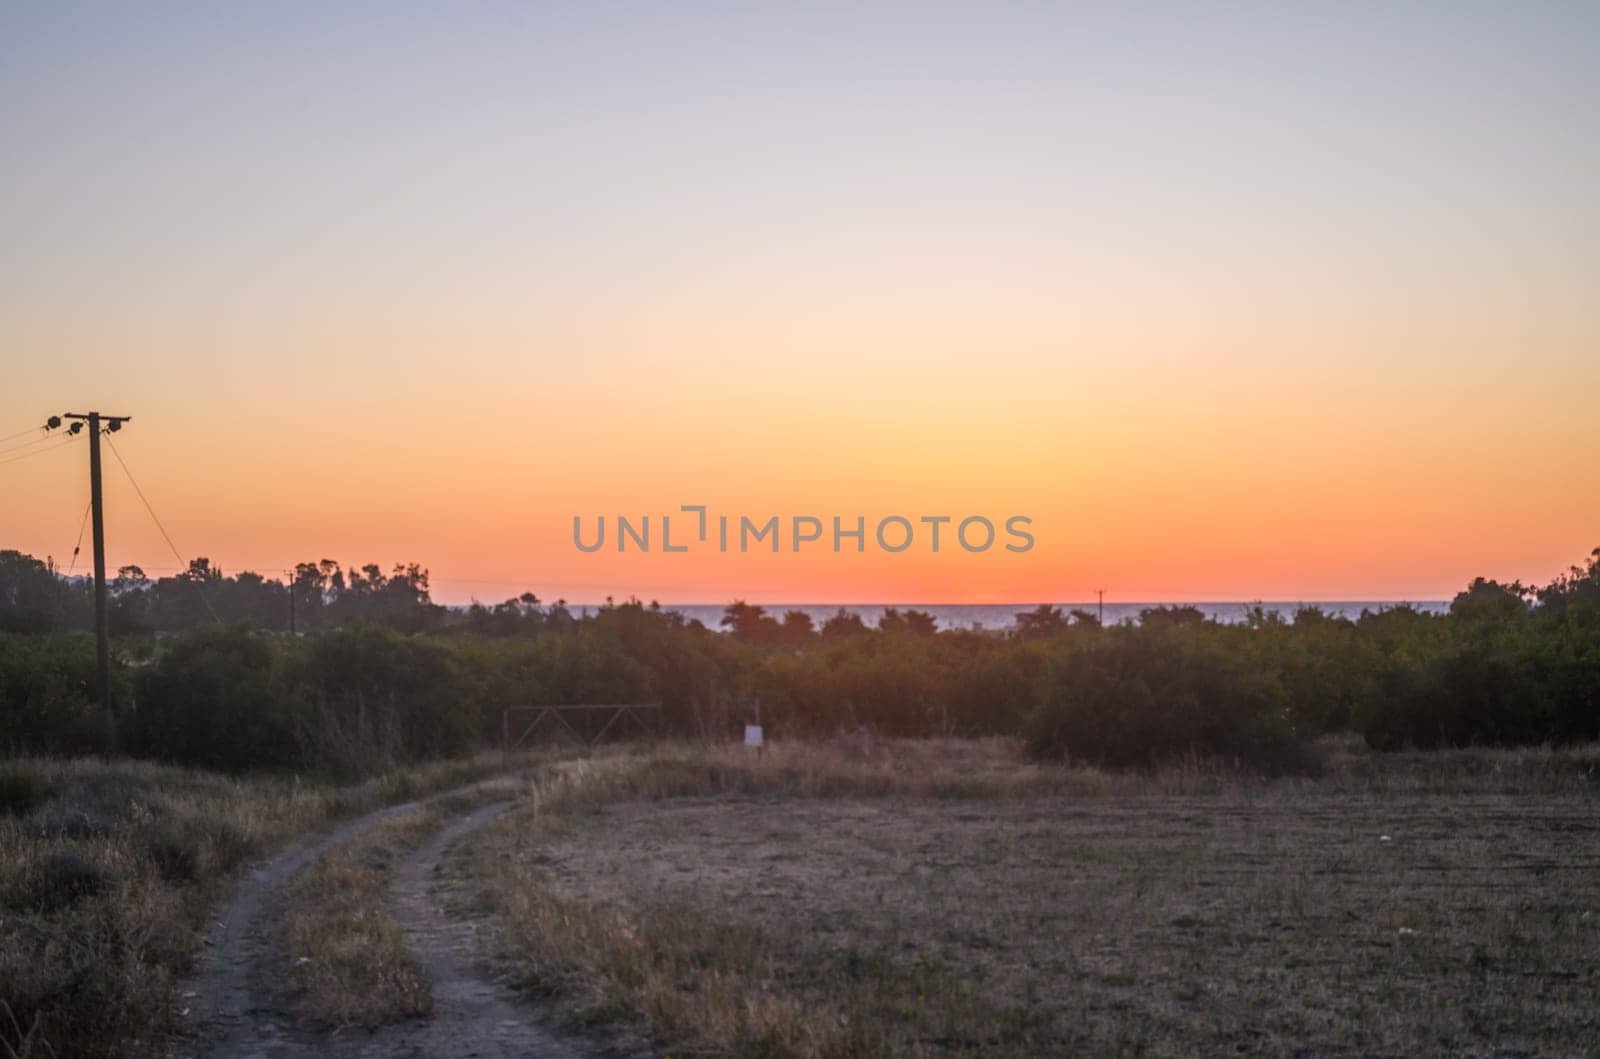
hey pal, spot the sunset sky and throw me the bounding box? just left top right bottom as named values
left=2, top=2, right=1596, bottom=604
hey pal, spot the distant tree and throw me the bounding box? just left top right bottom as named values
left=1290, top=606, right=1348, bottom=628
left=110, top=565, right=152, bottom=633
left=1068, top=608, right=1100, bottom=629
left=1243, top=605, right=1288, bottom=630
left=323, top=562, right=443, bottom=633
left=1537, top=547, right=1600, bottom=616
left=1450, top=577, right=1530, bottom=622
left=879, top=607, right=937, bottom=637
left=346, top=562, right=387, bottom=596
left=543, top=599, right=576, bottom=631
left=0, top=550, right=87, bottom=632
left=214, top=569, right=286, bottom=628
left=1139, top=605, right=1207, bottom=628
left=466, top=591, right=544, bottom=638
left=820, top=608, right=869, bottom=639
left=779, top=610, right=815, bottom=646
left=142, top=557, right=224, bottom=629
left=721, top=601, right=781, bottom=644
left=183, top=557, right=221, bottom=583
left=1014, top=604, right=1067, bottom=638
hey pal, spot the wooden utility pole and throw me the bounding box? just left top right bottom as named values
left=56, top=412, right=131, bottom=710
left=88, top=413, right=108, bottom=705
left=1096, top=588, right=1105, bottom=628
left=286, top=570, right=297, bottom=635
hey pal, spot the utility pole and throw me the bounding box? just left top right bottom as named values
left=1096, top=588, right=1105, bottom=628
left=49, top=412, right=131, bottom=711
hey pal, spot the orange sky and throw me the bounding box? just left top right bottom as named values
left=2, top=5, right=1596, bottom=604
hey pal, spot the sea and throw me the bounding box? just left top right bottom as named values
left=577, top=601, right=1450, bottom=631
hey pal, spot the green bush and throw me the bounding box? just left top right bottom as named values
left=0, top=633, right=111, bottom=755
left=1025, top=631, right=1315, bottom=773
left=127, top=626, right=298, bottom=771
left=295, top=623, right=479, bottom=774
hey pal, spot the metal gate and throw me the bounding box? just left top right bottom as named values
left=502, top=702, right=661, bottom=753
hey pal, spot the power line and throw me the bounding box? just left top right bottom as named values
left=0, top=433, right=58, bottom=458
left=66, top=501, right=92, bottom=576
left=0, top=434, right=80, bottom=466
left=103, top=436, right=185, bottom=569
left=0, top=425, right=47, bottom=444
left=104, top=435, right=224, bottom=626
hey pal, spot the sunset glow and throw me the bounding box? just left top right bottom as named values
left=3, top=3, right=1595, bottom=604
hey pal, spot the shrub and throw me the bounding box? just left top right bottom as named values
left=128, top=626, right=298, bottom=770
left=0, top=632, right=110, bottom=756
left=26, top=849, right=118, bottom=912
left=144, top=825, right=202, bottom=882
left=1026, top=632, right=1315, bottom=773
left=1363, top=644, right=1588, bottom=750
left=295, top=624, right=480, bottom=775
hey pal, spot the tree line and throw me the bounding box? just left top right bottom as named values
left=0, top=553, right=446, bottom=635
left=1, top=547, right=1596, bottom=773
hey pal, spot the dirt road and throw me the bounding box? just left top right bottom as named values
left=174, top=780, right=586, bottom=1058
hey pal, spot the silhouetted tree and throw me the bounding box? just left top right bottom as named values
left=820, top=608, right=869, bottom=639
left=1139, top=605, right=1207, bottom=628
left=0, top=551, right=88, bottom=631
left=1450, top=578, right=1530, bottom=622
left=779, top=610, right=815, bottom=646
left=879, top=607, right=937, bottom=637
left=722, top=601, right=781, bottom=644
left=1014, top=604, right=1067, bottom=638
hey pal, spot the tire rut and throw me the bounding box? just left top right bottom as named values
left=174, top=795, right=432, bottom=1058
left=358, top=801, right=588, bottom=1058
left=173, top=780, right=586, bottom=1058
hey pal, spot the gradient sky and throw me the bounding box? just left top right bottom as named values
left=2, top=2, right=1596, bottom=604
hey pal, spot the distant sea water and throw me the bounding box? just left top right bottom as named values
left=583, top=602, right=1450, bottom=631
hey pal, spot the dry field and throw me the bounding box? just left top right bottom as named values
left=4, top=739, right=1597, bottom=1058
left=461, top=739, right=1600, bottom=1057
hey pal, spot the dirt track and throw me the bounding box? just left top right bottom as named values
left=174, top=782, right=585, bottom=1058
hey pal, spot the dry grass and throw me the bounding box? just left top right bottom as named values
left=528, top=735, right=1600, bottom=809
left=462, top=738, right=1600, bottom=1058
left=0, top=753, right=543, bottom=1058
left=277, top=773, right=541, bottom=1030
left=278, top=808, right=442, bottom=1028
